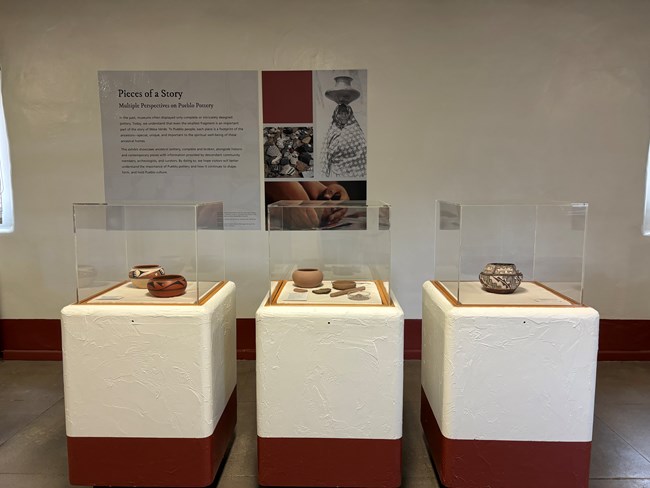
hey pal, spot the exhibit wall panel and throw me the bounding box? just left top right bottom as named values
left=0, top=0, right=649, bottom=320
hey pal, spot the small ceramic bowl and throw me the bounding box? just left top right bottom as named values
left=332, top=280, right=356, bottom=290
left=129, top=265, right=165, bottom=289
left=147, top=274, right=187, bottom=298
left=292, top=268, right=323, bottom=288
left=479, top=263, right=523, bottom=294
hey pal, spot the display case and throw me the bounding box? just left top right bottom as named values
left=72, top=202, right=225, bottom=305
left=267, top=200, right=391, bottom=306
left=434, top=201, right=588, bottom=305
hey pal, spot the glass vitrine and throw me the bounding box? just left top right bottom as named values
left=267, top=200, right=391, bottom=306
left=434, top=201, right=588, bottom=305
left=72, top=202, right=224, bottom=305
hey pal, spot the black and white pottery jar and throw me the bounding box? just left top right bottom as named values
left=479, top=263, right=523, bottom=294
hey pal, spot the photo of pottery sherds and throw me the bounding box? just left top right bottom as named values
left=264, top=127, right=314, bottom=179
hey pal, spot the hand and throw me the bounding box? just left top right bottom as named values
left=319, top=205, right=347, bottom=227
left=318, top=184, right=349, bottom=201
left=287, top=207, right=320, bottom=230
left=317, top=184, right=348, bottom=226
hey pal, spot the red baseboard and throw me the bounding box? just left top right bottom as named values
left=0, top=318, right=257, bottom=361
left=236, top=318, right=256, bottom=360
left=0, top=319, right=62, bottom=361
left=2, top=317, right=649, bottom=361
left=597, top=319, right=650, bottom=361
left=67, top=388, right=236, bottom=487
left=420, top=388, right=591, bottom=488
left=598, top=350, right=650, bottom=361
left=404, top=318, right=422, bottom=360
left=3, top=350, right=62, bottom=361
left=258, top=436, right=402, bottom=487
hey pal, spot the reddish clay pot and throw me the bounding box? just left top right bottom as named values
left=147, top=274, right=187, bottom=298
left=291, top=268, right=323, bottom=288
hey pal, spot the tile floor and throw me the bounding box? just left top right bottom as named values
left=0, top=360, right=649, bottom=487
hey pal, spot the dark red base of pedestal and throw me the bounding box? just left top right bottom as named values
left=420, top=387, right=591, bottom=488
left=67, top=388, right=237, bottom=487
left=257, top=436, right=402, bottom=487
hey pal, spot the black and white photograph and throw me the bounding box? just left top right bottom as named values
left=313, top=70, right=367, bottom=180
left=264, top=180, right=366, bottom=229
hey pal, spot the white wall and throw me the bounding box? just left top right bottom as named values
left=0, top=0, right=648, bottom=319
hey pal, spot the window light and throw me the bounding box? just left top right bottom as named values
left=0, top=66, right=14, bottom=233
left=644, top=141, right=650, bottom=236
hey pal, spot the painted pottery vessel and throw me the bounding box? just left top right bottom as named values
left=325, top=76, right=361, bottom=105
left=147, top=274, right=187, bottom=298
left=292, top=268, right=323, bottom=288
left=479, top=263, right=523, bottom=294
left=129, top=265, right=165, bottom=289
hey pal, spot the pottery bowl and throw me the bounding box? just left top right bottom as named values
left=147, top=274, right=188, bottom=298
left=332, top=280, right=356, bottom=290
left=479, top=263, right=523, bottom=294
left=292, top=268, right=323, bottom=288
left=129, top=265, right=165, bottom=289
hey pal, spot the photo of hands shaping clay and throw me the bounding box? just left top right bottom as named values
left=265, top=181, right=366, bottom=230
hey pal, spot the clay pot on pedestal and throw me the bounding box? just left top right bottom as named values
left=147, top=274, right=188, bottom=298
left=292, top=268, right=323, bottom=288
left=129, top=265, right=165, bottom=289
left=479, top=263, right=523, bottom=294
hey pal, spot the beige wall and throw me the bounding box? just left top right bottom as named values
left=0, top=0, right=648, bottom=319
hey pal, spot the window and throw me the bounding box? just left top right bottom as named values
left=0, top=66, right=14, bottom=233
left=644, top=141, right=650, bottom=236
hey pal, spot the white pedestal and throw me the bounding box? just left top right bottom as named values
left=421, top=280, right=599, bottom=488
left=256, top=296, right=404, bottom=487
left=61, top=281, right=237, bottom=487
